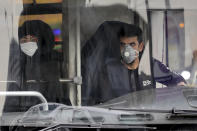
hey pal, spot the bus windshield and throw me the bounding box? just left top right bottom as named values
left=1, top=0, right=197, bottom=129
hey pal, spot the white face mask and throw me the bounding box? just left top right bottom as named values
left=20, top=42, right=38, bottom=57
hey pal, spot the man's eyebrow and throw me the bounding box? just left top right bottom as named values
left=129, top=42, right=137, bottom=45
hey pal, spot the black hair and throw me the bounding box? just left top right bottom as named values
left=118, top=23, right=143, bottom=44
left=18, top=20, right=54, bottom=43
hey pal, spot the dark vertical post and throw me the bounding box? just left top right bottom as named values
left=165, top=10, right=169, bottom=67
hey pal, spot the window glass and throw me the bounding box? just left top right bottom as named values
left=1, top=0, right=197, bottom=129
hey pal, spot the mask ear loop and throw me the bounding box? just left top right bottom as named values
left=135, top=50, right=139, bottom=58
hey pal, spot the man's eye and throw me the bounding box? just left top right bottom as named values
left=130, top=42, right=136, bottom=46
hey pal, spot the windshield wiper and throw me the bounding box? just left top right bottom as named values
left=109, top=107, right=197, bottom=114
left=40, top=123, right=157, bottom=131
left=119, top=113, right=154, bottom=121
left=110, top=107, right=197, bottom=120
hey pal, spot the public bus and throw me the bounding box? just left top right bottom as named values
left=0, top=0, right=197, bottom=130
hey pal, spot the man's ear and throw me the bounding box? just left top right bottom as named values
left=139, top=42, right=144, bottom=52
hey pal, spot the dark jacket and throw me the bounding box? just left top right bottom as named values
left=3, top=20, right=70, bottom=112
left=81, top=21, right=185, bottom=106
left=153, top=59, right=186, bottom=86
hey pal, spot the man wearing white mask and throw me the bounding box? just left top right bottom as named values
left=81, top=21, right=186, bottom=105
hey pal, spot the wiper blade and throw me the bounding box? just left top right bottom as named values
left=110, top=107, right=170, bottom=113
left=109, top=107, right=197, bottom=115
left=119, top=114, right=154, bottom=121
left=40, top=123, right=157, bottom=130
left=110, top=108, right=197, bottom=120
